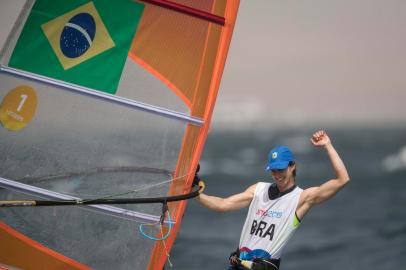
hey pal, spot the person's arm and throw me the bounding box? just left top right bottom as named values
left=296, top=130, right=350, bottom=220
left=196, top=183, right=257, bottom=212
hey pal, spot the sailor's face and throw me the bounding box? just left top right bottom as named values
left=270, top=165, right=295, bottom=185
left=270, top=168, right=288, bottom=183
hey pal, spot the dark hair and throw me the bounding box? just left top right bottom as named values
left=289, top=161, right=296, bottom=177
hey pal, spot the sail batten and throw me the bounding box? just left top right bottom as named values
left=0, top=176, right=171, bottom=224
left=0, top=65, right=204, bottom=126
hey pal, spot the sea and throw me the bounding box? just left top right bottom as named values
left=170, top=126, right=406, bottom=270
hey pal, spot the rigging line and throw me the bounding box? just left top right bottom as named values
left=139, top=203, right=172, bottom=241
left=17, top=166, right=172, bottom=183
left=162, top=225, right=174, bottom=267
left=48, top=171, right=188, bottom=199
left=13, top=166, right=188, bottom=199
left=81, top=172, right=192, bottom=203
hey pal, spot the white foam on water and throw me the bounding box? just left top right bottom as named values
left=382, top=146, right=406, bottom=172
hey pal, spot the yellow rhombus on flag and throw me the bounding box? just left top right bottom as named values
left=8, top=0, right=145, bottom=95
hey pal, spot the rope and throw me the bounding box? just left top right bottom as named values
left=82, top=172, right=190, bottom=204
left=139, top=206, right=173, bottom=241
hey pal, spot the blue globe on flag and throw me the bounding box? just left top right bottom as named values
left=60, top=13, right=96, bottom=58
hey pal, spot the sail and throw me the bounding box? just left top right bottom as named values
left=0, top=0, right=239, bottom=269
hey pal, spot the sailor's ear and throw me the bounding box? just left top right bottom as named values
left=288, top=162, right=296, bottom=171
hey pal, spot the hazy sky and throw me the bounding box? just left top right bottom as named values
left=214, top=0, right=406, bottom=129
left=1, top=0, right=406, bottom=129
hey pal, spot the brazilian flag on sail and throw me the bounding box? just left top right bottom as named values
left=9, top=0, right=144, bottom=94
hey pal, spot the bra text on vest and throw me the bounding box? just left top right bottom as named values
left=250, top=220, right=275, bottom=241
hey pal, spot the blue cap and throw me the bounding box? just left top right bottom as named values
left=266, top=146, right=295, bottom=171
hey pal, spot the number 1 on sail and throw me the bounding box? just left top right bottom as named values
left=17, top=94, right=28, bottom=112
left=0, top=85, right=38, bottom=131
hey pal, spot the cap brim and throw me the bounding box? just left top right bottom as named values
left=266, top=161, right=290, bottom=171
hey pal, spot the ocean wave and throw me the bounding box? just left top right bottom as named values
left=382, top=146, right=406, bottom=172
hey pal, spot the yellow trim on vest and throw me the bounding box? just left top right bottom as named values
left=293, top=214, right=301, bottom=228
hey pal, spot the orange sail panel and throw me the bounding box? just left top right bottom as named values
left=0, top=222, right=91, bottom=270
left=130, top=1, right=240, bottom=269
left=130, top=0, right=237, bottom=116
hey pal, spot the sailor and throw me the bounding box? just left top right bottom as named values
left=195, top=130, right=350, bottom=270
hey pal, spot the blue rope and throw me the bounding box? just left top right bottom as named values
left=139, top=209, right=173, bottom=241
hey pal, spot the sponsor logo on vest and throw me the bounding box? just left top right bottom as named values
left=250, top=220, right=275, bottom=241
left=256, top=209, right=283, bottom=218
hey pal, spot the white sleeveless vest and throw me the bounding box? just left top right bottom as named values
left=239, top=182, right=303, bottom=260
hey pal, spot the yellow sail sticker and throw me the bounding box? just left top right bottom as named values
left=0, top=85, right=37, bottom=131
